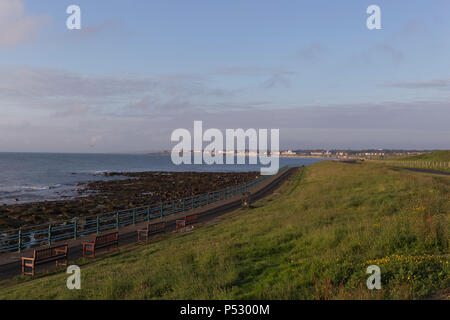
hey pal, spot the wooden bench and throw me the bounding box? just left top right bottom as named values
left=137, top=221, right=166, bottom=241
left=176, top=214, right=198, bottom=231
left=82, top=232, right=119, bottom=258
left=21, top=244, right=68, bottom=276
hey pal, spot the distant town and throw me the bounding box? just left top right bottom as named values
left=153, top=149, right=429, bottom=159
left=283, top=149, right=426, bottom=159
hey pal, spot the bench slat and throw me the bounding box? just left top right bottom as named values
left=176, top=214, right=198, bottom=231
left=22, top=244, right=68, bottom=276
left=83, top=232, right=119, bottom=258
left=137, top=222, right=166, bottom=241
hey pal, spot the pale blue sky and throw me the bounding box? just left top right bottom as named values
left=0, top=0, right=449, bottom=152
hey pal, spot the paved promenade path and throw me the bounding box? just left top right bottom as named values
left=0, top=166, right=298, bottom=280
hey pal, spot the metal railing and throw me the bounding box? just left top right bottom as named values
left=0, top=167, right=288, bottom=254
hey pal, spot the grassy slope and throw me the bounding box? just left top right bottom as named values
left=0, top=161, right=448, bottom=300
left=401, top=150, right=450, bottom=162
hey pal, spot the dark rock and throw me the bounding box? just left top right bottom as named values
left=0, top=171, right=260, bottom=230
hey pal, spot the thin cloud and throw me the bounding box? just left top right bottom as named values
left=60, top=19, right=133, bottom=44
left=0, top=66, right=158, bottom=100
left=296, top=42, right=327, bottom=61
left=350, top=43, right=405, bottom=66
left=261, top=74, right=291, bottom=89
left=213, top=66, right=296, bottom=90
left=0, top=0, right=49, bottom=47
left=53, top=104, right=90, bottom=118
left=1, top=99, right=449, bottom=152
left=0, top=65, right=296, bottom=121
left=385, top=79, right=450, bottom=90
left=214, top=66, right=295, bottom=77
left=154, top=100, right=450, bottom=132
left=0, top=66, right=230, bottom=116
left=373, top=44, right=405, bottom=63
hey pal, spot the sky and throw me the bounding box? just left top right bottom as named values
left=0, top=0, right=449, bottom=153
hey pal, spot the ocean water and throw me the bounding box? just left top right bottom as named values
left=0, top=153, right=324, bottom=205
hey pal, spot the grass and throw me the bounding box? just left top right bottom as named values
left=401, top=150, right=450, bottom=162
left=375, top=150, right=450, bottom=173
left=0, top=161, right=448, bottom=300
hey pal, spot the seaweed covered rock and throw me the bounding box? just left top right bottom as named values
left=0, top=171, right=259, bottom=230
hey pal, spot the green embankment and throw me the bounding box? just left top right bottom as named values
left=379, top=150, right=450, bottom=173
left=402, top=150, right=450, bottom=162
left=0, top=161, right=448, bottom=299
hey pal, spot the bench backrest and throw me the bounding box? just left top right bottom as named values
left=147, top=222, right=165, bottom=232
left=185, top=214, right=198, bottom=223
left=94, top=232, right=118, bottom=246
left=34, top=244, right=68, bottom=261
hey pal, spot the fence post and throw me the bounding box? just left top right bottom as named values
left=18, top=228, right=22, bottom=253
left=147, top=207, right=150, bottom=222
left=48, top=223, right=52, bottom=245
left=172, top=200, right=175, bottom=214
left=116, top=212, right=120, bottom=230
left=160, top=204, right=164, bottom=218
left=74, top=218, right=78, bottom=240
left=96, top=216, right=100, bottom=234
left=182, top=198, right=186, bottom=211
left=133, top=209, right=136, bottom=225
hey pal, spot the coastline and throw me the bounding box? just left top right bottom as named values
left=0, top=171, right=259, bottom=231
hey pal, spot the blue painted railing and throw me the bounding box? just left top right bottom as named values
left=0, top=167, right=287, bottom=254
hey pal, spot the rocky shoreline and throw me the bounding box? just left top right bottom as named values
left=0, top=171, right=259, bottom=230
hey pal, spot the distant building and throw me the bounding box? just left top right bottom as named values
left=310, top=152, right=324, bottom=156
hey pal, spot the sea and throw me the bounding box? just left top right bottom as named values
left=0, top=153, right=324, bottom=205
